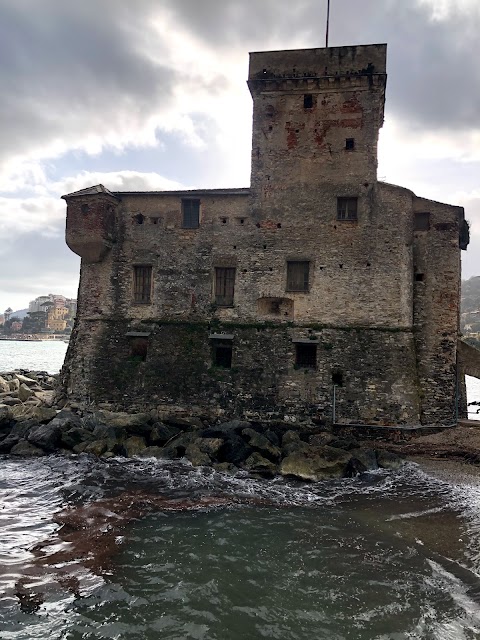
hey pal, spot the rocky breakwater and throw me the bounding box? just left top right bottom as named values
left=0, top=371, right=402, bottom=480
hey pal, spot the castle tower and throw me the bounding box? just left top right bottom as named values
left=62, top=184, right=118, bottom=263
left=248, top=44, right=387, bottom=216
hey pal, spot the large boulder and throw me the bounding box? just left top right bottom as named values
left=149, top=422, right=183, bottom=446
left=195, top=437, right=223, bottom=458
left=0, top=376, right=10, bottom=393
left=280, top=446, right=351, bottom=481
left=83, top=440, right=109, bottom=457
left=27, top=423, right=61, bottom=452
left=0, top=419, right=38, bottom=453
left=0, top=404, right=13, bottom=427
left=60, top=427, right=96, bottom=450
left=204, top=420, right=252, bottom=437
left=242, top=428, right=281, bottom=461
left=123, top=436, right=147, bottom=457
left=95, top=410, right=151, bottom=432
left=11, top=404, right=57, bottom=423
left=376, top=450, right=403, bottom=470
left=10, top=440, right=45, bottom=457
left=18, top=384, right=35, bottom=402
left=218, top=433, right=253, bottom=466
left=244, top=452, right=277, bottom=477
left=14, top=374, right=37, bottom=387
left=185, top=443, right=211, bottom=467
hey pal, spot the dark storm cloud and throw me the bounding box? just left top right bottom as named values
left=1, top=0, right=479, bottom=176
left=0, top=0, right=183, bottom=168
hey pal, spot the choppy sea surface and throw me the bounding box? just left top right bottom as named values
left=3, top=457, right=480, bottom=639
left=1, top=341, right=480, bottom=638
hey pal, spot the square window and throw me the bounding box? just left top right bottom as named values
left=129, top=337, right=148, bottom=362
left=215, top=267, right=236, bottom=306
left=287, top=261, right=310, bottom=292
left=133, top=266, right=152, bottom=303
left=295, top=343, right=317, bottom=369
left=182, top=199, right=200, bottom=228
left=414, top=212, right=430, bottom=231
left=345, top=138, right=355, bottom=150
left=337, top=197, right=358, bottom=221
left=303, top=94, right=313, bottom=109
left=212, top=342, right=232, bottom=368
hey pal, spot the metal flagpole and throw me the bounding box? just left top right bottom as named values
left=326, top=0, right=330, bottom=48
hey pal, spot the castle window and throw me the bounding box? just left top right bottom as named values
left=134, top=214, right=145, bottom=225
left=133, top=266, right=152, bottom=304
left=128, top=336, right=149, bottom=362
left=337, top=197, right=358, bottom=221
left=415, top=272, right=425, bottom=282
left=332, top=370, right=344, bottom=386
left=209, top=335, right=234, bottom=368
left=287, top=261, right=310, bottom=292
left=414, top=212, right=430, bottom=231
left=345, top=138, right=355, bottom=150
left=295, top=343, right=317, bottom=369
left=303, top=94, right=313, bottom=109
left=81, top=204, right=90, bottom=214
left=182, top=199, right=200, bottom=228
left=215, top=267, right=236, bottom=306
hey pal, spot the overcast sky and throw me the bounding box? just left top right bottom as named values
left=1, top=0, right=479, bottom=312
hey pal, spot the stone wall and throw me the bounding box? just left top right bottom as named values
left=61, top=43, right=468, bottom=427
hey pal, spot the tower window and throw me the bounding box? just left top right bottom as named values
left=303, top=94, right=313, bottom=109
left=81, top=204, right=90, bottom=214
left=182, top=199, right=200, bottom=228
left=345, top=138, right=355, bottom=150
left=287, top=261, right=310, bottom=292
left=337, top=197, right=358, bottom=221
left=415, top=273, right=425, bottom=282
left=212, top=341, right=233, bottom=368
left=133, top=265, right=152, bottom=303
left=414, top=212, right=430, bottom=231
left=332, top=370, right=344, bottom=386
left=129, top=337, right=148, bottom=362
left=295, top=343, right=317, bottom=369
left=215, top=267, right=236, bottom=306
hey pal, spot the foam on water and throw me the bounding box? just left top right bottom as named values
left=3, top=455, right=480, bottom=638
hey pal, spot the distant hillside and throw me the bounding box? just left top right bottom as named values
left=12, top=308, right=28, bottom=320
left=461, top=277, right=480, bottom=346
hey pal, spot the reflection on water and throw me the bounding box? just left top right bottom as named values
left=2, top=456, right=480, bottom=639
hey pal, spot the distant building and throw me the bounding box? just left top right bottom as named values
left=62, top=43, right=476, bottom=426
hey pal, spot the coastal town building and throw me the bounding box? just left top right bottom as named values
left=62, top=43, right=474, bottom=426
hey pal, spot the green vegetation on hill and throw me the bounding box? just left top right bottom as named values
left=461, top=276, right=480, bottom=342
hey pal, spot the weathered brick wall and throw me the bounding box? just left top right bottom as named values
left=413, top=197, right=464, bottom=424
left=63, top=319, right=420, bottom=425
left=61, top=44, right=467, bottom=426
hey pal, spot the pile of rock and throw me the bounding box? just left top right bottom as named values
left=0, top=375, right=402, bottom=479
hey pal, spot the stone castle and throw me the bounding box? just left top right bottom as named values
left=61, top=44, right=472, bottom=426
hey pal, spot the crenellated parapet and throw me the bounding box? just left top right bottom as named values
left=62, top=184, right=119, bottom=263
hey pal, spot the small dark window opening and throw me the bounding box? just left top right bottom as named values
left=337, top=197, right=358, bottom=221
left=415, top=272, right=425, bottom=282
left=332, top=370, right=344, bottom=386
left=129, top=337, right=148, bottom=362
left=239, top=218, right=244, bottom=225
left=182, top=199, right=200, bottom=228
left=81, top=203, right=90, bottom=214
left=221, top=217, right=227, bottom=224
left=414, top=212, right=430, bottom=231
left=133, top=265, right=152, bottom=303
left=150, top=217, right=160, bottom=225
left=213, top=342, right=232, bottom=368
left=345, top=138, right=355, bottom=150
left=303, top=94, right=313, bottom=109
left=215, top=267, right=235, bottom=306
left=295, top=343, right=317, bottom=369
left=134, top=213, right=144, bottom=225
left=287, top=261, right=310, bottom=292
